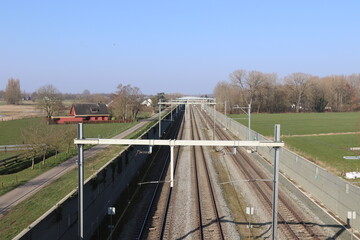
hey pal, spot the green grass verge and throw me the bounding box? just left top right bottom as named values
left=0, top=118, right=40, bottom=145
left=283, top=134, right=360, bottom=174
left=0, top=118, right=138, bottom=145
left=230, top=112, right=360, bottom=137
left=0, top=151, right=26, bottom=161
left=230, top=112, right=360, bottom=176
left=0, top=151, right=76, bottom=195
left=0, top=121, right=137, bottom=195
left=0, top=120, right=155, bottom=239
left=0, top=144, right=126, bottom=239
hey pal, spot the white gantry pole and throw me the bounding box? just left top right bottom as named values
left=248, top=104, right=251, bottom=140
left=225, top=101, right=227, bottom=128
left=213, top=104, right=215, bottom=140
left=159, top=100, right=161, bottom=138
left=170, top=145, right=174, bottom=187
left=272, top=124, right=280, bottom=240
left=77, top=123, right=84, bottom=240
left=171, top=103, right=173, bottom=122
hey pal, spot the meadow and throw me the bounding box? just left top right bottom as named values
left=0, top=117, right=138, bottom=146
left=230, top=112, right=360, bottom=136
left=230, top=112, right=360, bottom=174
left=0, top=119, right=156, bottom=240
left=0, top=118, right=138, bottom=195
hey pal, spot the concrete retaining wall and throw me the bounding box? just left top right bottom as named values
left=16, top=108, right=182, bottom=240
left=205, top=105, right=360, bottom=231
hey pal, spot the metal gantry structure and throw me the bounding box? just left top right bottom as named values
left=233, top=104, right=251, bottom=140
left=74, top=100, right=284, bottom=240
left=158, top=97, right=217, bottom=139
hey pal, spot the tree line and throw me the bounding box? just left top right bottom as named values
left=1, top=78, right=183, bottom=120
left=21, top=120, right=76, bottom=169
left=214, top=70, right=360, bottom=113
left=1, top=78, right=184, bottom=171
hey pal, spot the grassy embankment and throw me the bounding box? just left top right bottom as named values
left=230, top=112, right=360, bottom=174
left=0, top=118, right=138, bottom=195
left=0, top=118, right=156, bottom=240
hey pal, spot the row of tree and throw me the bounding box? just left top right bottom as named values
left=0, top=78, right=110, bottom=104
left=1, top=78, right=177, bottom=120
left=21, top=120, right=76, bottom=169
left=110, top=84, right=144, bottom=121
left=214, top=70, right=360, bottom=113
left=2, top=78, right=184, bottom=172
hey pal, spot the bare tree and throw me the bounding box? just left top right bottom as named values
left=252, top=73, right=277, bottom=113
left=60, top=124, right=77, bottom=155
left=82, top=89, right=93, bottom=102
left=127, top=86, right=143, bottom=120
left=347, top=74, right=360, bottom=110
left=271, top=85, right=290, bottom=113
left=4, top=78, right=21, bottom=104
left=230, top=69, right=250, bottom=105
left=21, top=120, right=50, bottom=168
left=36, top=85, right=64, bottom=118
left=285, top=72, right=312, bottom=112
left=22, top=119, right=76, bottom=168
left=230, top=70, right=271, bottom=106
left=322, top=75, right=357, bottom=111
left=305, top=77, right=329, bottom=112
left=214, top=81, right=243, bottom=113
left=110, top=84, right=144, bottom=121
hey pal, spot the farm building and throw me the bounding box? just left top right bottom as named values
left=51, top=103, right=110, bottom=124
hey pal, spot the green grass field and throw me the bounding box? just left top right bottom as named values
left=0, top=144, right=125, bottom=240
left=284, top=134, right=360, bottom=173
left=230, top=112, right=360, bottom=174
left=0, top=119, right=156, bottom=240
left=0, top=118, right=41, bottom=145
left=0, top=119, right=138, bottom=195
left=0, top=118, right=138, bottom=145
left=230, top=112, right=360, bottom=136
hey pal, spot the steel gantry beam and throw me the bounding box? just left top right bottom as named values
left=74, top=123, right=284, bottom=240
left=160, top=101, right=216, bottom=105
left=74, top=138, right=284, bottom=148
left=157, top=97, right=216, bottom=138
left=233, top=104, right=251, bottom=140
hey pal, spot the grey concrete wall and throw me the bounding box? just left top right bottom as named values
left=206, top=105, right=360, bottom=231
left=15, top=108, right=181, bottom=240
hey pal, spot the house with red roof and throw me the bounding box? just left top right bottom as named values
left=51, top=103, right=110, bottom=124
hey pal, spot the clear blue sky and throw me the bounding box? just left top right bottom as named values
left=1, top=1, right=359, bottom=95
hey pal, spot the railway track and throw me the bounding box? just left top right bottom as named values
left=112, top=104, right=335, bottom=239
left=135, top=111, right=185, bottom=240
left=190, top=105, right=225, bottom=240
left=195, top=105, right=325, bottom=239
left=140, top=105, right=226, bottom=239
left=105, top=110, right=184, bottom=240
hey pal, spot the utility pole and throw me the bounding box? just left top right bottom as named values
left=158, top=100, right=161, bottom=138
left=213, top=104, right=215, bottom=140
left=224, top=101, right=227, bottom=128
left=272, top=124, right=280, bottom=239
left=77, top=123, right=84, bottom=240
left=233, top=104, right=251, bottom=140
left=170, top=102, right=173, bottom=122
left=248, top=104, right=251, bottom=140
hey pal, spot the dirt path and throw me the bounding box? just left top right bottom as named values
left=0, top=115, right=158, bottom=218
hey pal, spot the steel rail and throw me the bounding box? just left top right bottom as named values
left=136, top=110, right=184, bottom=240
left=190, top=107, right=204, bottom=239
left=159, top=110, right=187, bottom=239
left=74, top=138, right=284, bottom=148
left=200, top=107, right=320, bottom=239
left=191, top=106, right=225, bottom=240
